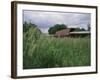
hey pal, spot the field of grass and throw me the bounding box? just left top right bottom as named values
left=23, top=27, right=90, bottom=69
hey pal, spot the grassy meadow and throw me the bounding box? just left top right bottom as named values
left=23, top=24, right=91, bottom=69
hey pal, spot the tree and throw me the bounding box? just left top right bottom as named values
left=23, top=22, right=38, bottom=33
left=87, top=24, right=91, bottom=31
left=48, top=24, right=67, bottom=34
left=70, top=27, right=86, bottom=32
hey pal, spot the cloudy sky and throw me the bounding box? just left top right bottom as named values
left=23, top=10, right=91, bottom=33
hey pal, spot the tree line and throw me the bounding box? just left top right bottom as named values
left=23, top=22, right=90, bottom=35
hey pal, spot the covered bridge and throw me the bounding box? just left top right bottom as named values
left=54, top=29, right=70, bottom=37
left=54, top=29, right=90, bottom=37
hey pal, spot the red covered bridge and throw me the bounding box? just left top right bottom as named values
left=54, top=29, right=90, bottom=37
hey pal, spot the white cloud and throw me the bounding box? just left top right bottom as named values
left=23, top=10, right=90, bottom=33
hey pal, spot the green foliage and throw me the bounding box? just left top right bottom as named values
left=23, top=22, right=38, bottom=33
left=23, top=22, right=90, bottom=69
left=48, top=24, right=67, bottom=34
left=23, top=22, right=41, bottom=69
left=23, top=36, right=90, bottom=69
left=70, top=27, right=86, bottom=32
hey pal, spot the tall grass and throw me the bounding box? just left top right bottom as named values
left=23, top=27, right=90, bottom=69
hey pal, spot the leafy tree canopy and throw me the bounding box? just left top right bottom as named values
left=70, top=27, right=86, bottom=32
left=23, top=21, right=38, bottom=33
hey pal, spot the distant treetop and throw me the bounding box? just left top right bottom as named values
left=48, top=24, right=67, bottom=34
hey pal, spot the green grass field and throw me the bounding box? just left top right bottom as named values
left=23, top=27, right=90, bottom=69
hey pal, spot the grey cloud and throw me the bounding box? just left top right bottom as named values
left=23, top=10, right=91, bottom=33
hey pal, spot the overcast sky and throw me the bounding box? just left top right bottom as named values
left=23, top=10, right=91, bottom=33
